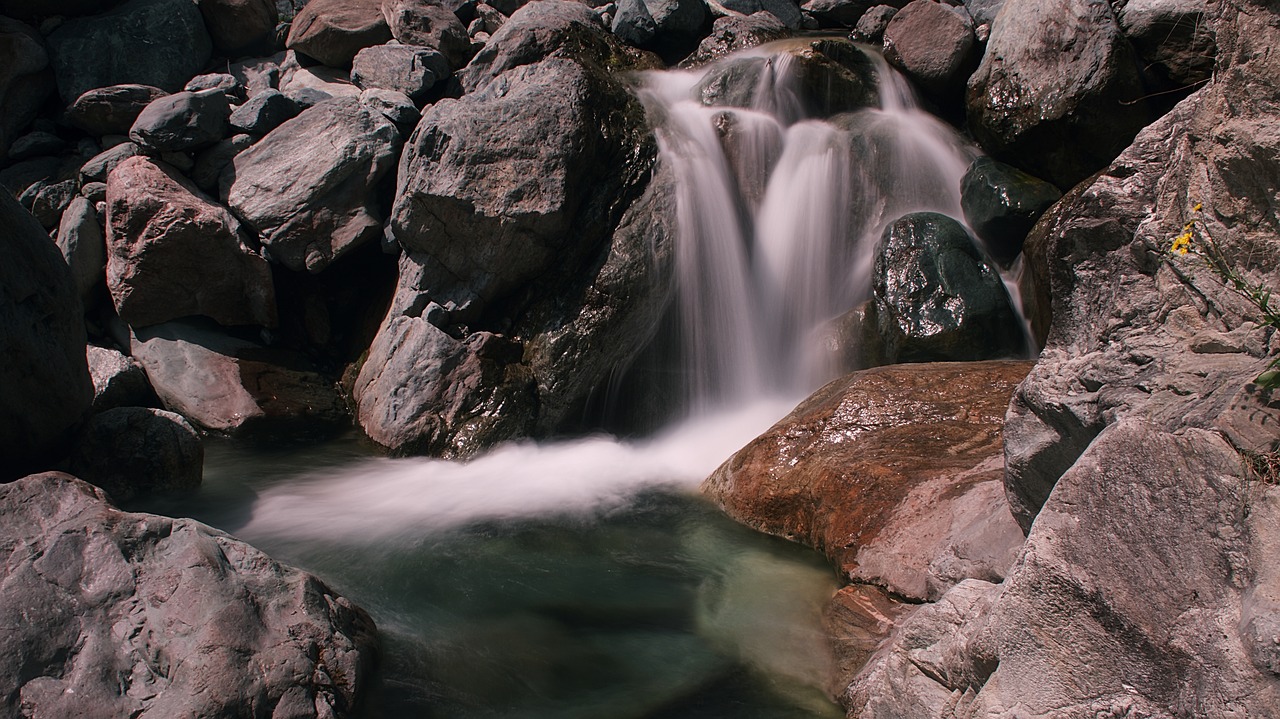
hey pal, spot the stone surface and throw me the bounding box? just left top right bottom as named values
left=27, top=178, right=77, bottom=229
left=868, top=212, right=1024, bottom=365
left=287, top=0, right=392, bottom=67
left=0, top=191, right=93, bottom=479
left=382, top=0, right=476, bottom=70
left=279, top=63, right=363, bottom=105
left=882, top=0, right=976, bottom=101
left=696, top=37, right=878, bottom=117
left=0, top=471, right=377, bottom=717
left=55, top=195, right=106, bottom=302
left=46, top=0, right=212, bottom=103
left=132, top=320, right=349, bottom=437
left=228, top=89, right=299, bottom=135
left=105, top=156, right=277, bottom=328
left=851, top=4, right=899, bottom=41
left=0, top=17, right=55, bottom=160
left=80, top=142, right=142, bottom=185
left=965, top=0, right=1149, bottom=189
left=87, top=345, right=158, bottom=412
left=611, top=0, right=708, bottom=61
left=184, top=73, right=249, bottom=104
left=351, top=43, right=452, bottom=102
left=704, top=361, right=1031, bottom=600
left=679, top=12, right=791, bottom=68
left=128, top=90, right=231, bottom=153
left=8, top=131, right=65, bottom=161
left=193, top=135, right=256, bottom=194
left=959, top=155, right=1062, bottom=267
left=803, top=0, right=895, bottom=28
left=68, top=407, right=202, bottom=501
left=65, top=84, right=169, bottom=137
left=1118, top=0, right=1215, bottom=88
left=223, top=96, right=402, bottom=273
left=963, top=0, right=1003, bottom=26
left=360, top=87, right=421, bottom=129
left=199, top=0, right=280, bottom=58
left=719, top=0, right=804, bottom=28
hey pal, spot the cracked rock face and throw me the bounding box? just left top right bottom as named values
left=0, top=472, right=378, bottom=719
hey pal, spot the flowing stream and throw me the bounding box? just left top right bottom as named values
left=142, top=41, right=999, bottom=717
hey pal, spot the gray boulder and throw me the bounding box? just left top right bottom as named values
left=286, top=0, right=392, bottom=67
left=359, top=87, right=421, bottom=129
left=184, top=73, right=249, bottom=103
left=1118, top=0, right=1215, bottom=88
left=228, top=89, right=299, bottom=135
left=54, top=196, right=106, bottom=302
left=80, top=141, right=142, bottom=184
left=66, top=84, right=168, bottom=137
left=959, top=155, right=1061, bottom=267
left=199, top=0, right=280, bottom=58
left=851, top=4, right=899, bottom=41
left=382, top=0, right=476, bottom=70
left=46, top=0, right=212, bottom=103
left=279, top=63, right=363, bottom=105
left=0, top=471, right=377, bottom=718
left=68, top=407, right=202, bottom=502
left=87, top=345, right=158, bottom=412
left=719, top=0, right=804, bottom=28
left=965, top=0, right=1149, bottom=189
left=0, top=191, right=93, bottom=479
left=350, top=43, right=452, bottom=102
left=882, top=0, right=977, bottom=102
left=128, top=90, right=231, bottom=153
left=223, top=96, right=402, bottom=273
left=802, top=0, right=895, bottom=28
left=0, top=17, right=55, bottom=160
left=679, top=12, right=790, bottom=68
left=611, top=0, right=708, bottom=60
left=105, top=156, right=277, bottom=328
left=963, top=0, right=1002, bottom=26
left=869, top=212, right=1023, bottom=364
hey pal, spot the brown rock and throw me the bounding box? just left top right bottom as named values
left=382, top=0, right=474, bottom=70
left=105, top=156, right=276, bottom=328
left=287, top=0, right=392, bottom=67
left=703, top=360, right=1031, bottom=601
left=199, top=0, right=279, bottom=59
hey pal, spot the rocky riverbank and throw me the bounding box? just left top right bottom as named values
left=1, top=0, right=1277, bottom=716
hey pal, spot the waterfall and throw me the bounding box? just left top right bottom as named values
left=635, top=41, right=978, bottom=412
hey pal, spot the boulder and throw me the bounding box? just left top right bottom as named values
left=718, top=0, right=804, bottom=28
left=803, top=0, right=893, bottom=28
left=278, top=63, right=363, bottom=105
left=199, top=0, right=280, bottom=58
left=0, top=191, right=93, bottom=479
left=8, top=131, right=66, bottom=161
left=963, top=0, right=1002, bottom=26
left=350, top=43, right=452, bottom=102
left=184, top=73, right=249, bottom=104
left=287, top=0, right=392, bottom=67
left=228, top=55, right=284, bottom=97
left=105, top=156, right=276, bottom=328
left=0, top=472, right=377, bottom=717
left=46, top=0, right=212, bottom=104
left=851, top=4, right=899, bottom=41
left=611, top=0, right=708, bottom=61
left=192, top=134, right=255, bottom=193
left=54, top=196, right=106, bottom=302
left=223, top=96, right=402, bottom=273
left=359, top=87, right=421, bottom=130
left=965, top=0, right=1149, bottom=189
left=678, top=12, right=791, bottom=68
left=1117, top=0, right=1215, bottom=88
left=869, top=212, right=1023, bottom=365
left=382, top=0, right=476, bottom=70
left=65, top=84, right=169, bottom=137
left=695, top=37, right=878, bottom=117
left=87, top=345, right=158, bottom=412
left=131, top=320, right=349, bottom=437
left=0, top=17, right=55, bottom=161
left=959, top=155, right=1061, bottom=267
left=68, top=407, right=202, bottom=502
left=881, top=0, right=977, bottom=102
left=27, top=178, right=78, bottom=229
left=228, top=89, right=299, bottom=135
left=80, top=141, right=142, bottom=184
left=703, top=361, right=1030, bottom=600
left=128, top=90, right=231, bottom=153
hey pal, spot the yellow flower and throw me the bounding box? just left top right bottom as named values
left=1171, top=232, right=1192, bottom=254
left=1192, top=202, right=1203, bottom=212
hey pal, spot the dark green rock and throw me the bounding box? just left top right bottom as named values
left=960, top=156, right=1062, bottom=267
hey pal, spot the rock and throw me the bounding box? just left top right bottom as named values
left=86, top=345, right=157, bottom=412
left=27, top=178, right=78, bottom=229
left=882, top=0, right=976, bottom=102
left=0, top=17, right=55, bottom=160
left=383, top=0, right=477, bottom=70
left=823, top=584, right=914, bottom=698
left=802, top=0, right=890, bottom=28
left=79, top=181, right=106, bottom=203
left=65, top=84, right=168, bottom=137
left=1117, top=0, right=1215, bottom=88
left=279, top=63, right=363, bottom=104
left=128, top=90, right=231, bottom=153
left=7, top=131, right=65, bottom=160
left=223, top=96, right=402, bottom=273
left=695, top=37, right=878, bottom=117
left=131, top=319, right=349, bottom=437
left=611, top=0, right=708, bottom=61
left=199, top=0, right=280, bottom=58
left=868, top=211, right=1023, bottom=364
left=46, top=0, right=213, bottom=104
left=704, top=361, right=1030, bottom=600
left=80, top=141, right=141, bottom=184
left=359, top=87, right=421, bottom=129
left=718, top=0, right=804, bottom=29
left=192, top=136, right=255, bottom=194
left=228, top=88, right=299, bottom=135
left=963, top=0, right=1002, bottom=26
left=959, top=155, right=1061, bottom=266
left=287, top=0, right=392, bottom=67
left=350, top=43, right=452, bottom=102
left=105, top=156, right=276, bottom=328
left=68, top=407, right=202, bottom=501
left=54, top=196, right=106, bottom=302
left=1005, top=0, right=1280, bottom=532
left=851, top=4, right=899, bottom=41
left=0, top=192, right=93, bottom=480
left=679, top=12, right=791, bottom=68
left=184, top=72, right=249, bottom=104
left=228, top=55, right=284, bottom=97
left=0, top=471, right=377, bottom=717
left=966, top=0, right=1149, bottom=189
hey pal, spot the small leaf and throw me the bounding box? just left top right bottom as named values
left=1254, top=369, right=1280, bottom=389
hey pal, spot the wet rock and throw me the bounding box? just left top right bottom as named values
left=0, top=471, right=377, bottom=717
left=199, top=0, right=280, bottom=58
left=54, top=196, right=106, bottom=302
left=882, top=0, right=976, bottom=102
left=965, top=0, right=1149, bottom=189
left=851, top=4, right=899, bottom=41
left=0, top=17, right=55, bottom=160
left=105, top=156, right=276, bottom=328
left=68, top=407, right=202, bottom=501
left=869, top=211, right=1023, bottom=364
left=679, top=12, right=791, bottom=68
left=228, top=89, right=299, bottom=135
left=128, top=90, right=231, bottom=153
left=351, top=43, right=452, bottom=102
left=1118, top=0, right=1215, bottom=88
left=383, top=0, right=480, bottom=69
left=0, top=192, right=93, bottom=479
left=65, top=84, right=168, bottom=137
left=704, top=360, right=1030, bottom=599
left=131, top=319, right=349, bottom=437
left=223, top=96, right=402, bottom=273
left=719, top=0, right=804, bottom=29
left=86, top=345, right=157, bottom=412
left=959, top=155, right=1061, bottom=266
left=696, top=37, right=878, bottom=117
left=46, top=0, right=212, bottom=103
left=287, top=0, right=392, bottom=67
left=611, top=0, right=708, bottom=61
